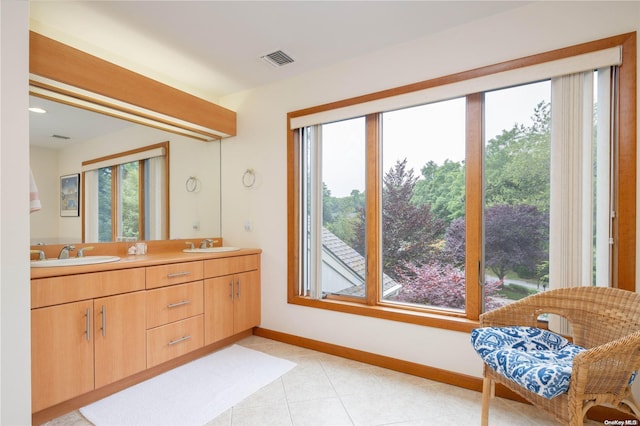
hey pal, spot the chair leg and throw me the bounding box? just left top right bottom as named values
left=569, top=402, right=585, bottom=426
left=481, top=377, right=493, bottom=426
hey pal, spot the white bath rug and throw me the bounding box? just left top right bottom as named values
left=80, top=344, right=296, bottom=426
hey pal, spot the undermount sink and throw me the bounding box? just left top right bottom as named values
left=30, top=255, right=121, bottom=268
left=183, top=247, right=241, bottom=253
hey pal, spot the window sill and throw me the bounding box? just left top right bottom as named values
left=288, top=295, right=479, bottom=333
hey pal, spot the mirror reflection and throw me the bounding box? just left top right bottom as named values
left=29, top=95, right=221, bottom=244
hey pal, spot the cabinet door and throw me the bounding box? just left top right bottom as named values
left=31, top=300, right=94, bottom=412
left=233, top=270, right=261, bottom=333
left=204, top=276, right=234, bottom=345
left=94, top=291, right=146, bottom=388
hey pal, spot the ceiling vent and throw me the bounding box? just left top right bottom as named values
left=51, top=134, right=71, bottom=140
left=260, top=50, right=294, bottom=67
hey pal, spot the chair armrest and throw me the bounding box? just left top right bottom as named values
left=479, top=298, right=542, bottom=327
left=570, top=331, right=640, bottom=396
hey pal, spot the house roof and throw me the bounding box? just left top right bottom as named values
left=322, top=227, right=401, bottom=297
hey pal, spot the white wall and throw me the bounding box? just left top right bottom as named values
left=219, top=1, right=640, bottom=380
left=1, top=1, right=31, bottom=423
left=29, top=126, right=222, bottom=243
left=30, top=146, right=60, bottom=243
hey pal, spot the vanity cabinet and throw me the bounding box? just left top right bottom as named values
left=30, top=249, right=261, bottom=420
left=204, top=255, right=260, bottom=345
left=31, top=269, right=146, bottom=412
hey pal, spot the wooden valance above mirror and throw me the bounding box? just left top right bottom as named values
left=29, top=31, right=236, bottom=142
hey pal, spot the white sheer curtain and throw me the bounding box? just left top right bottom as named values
left=146, top=156, right=167, bottom=240
left=84, top=170, right=100, bottom=242
left=302, top=125, right=324, bottom=299
left=549, top=68, right=613, bottom=334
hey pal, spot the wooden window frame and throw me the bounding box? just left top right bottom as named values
left=81, top=141, right=169, bottom=242
left=287, top=33, right=636, bottom=333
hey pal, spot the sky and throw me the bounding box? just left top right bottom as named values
left=322, top=80, right=551, bottom=197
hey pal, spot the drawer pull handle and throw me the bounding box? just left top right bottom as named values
left=85, top=308, right=91, bottom=342
left=168, top=335, right=192, bottom=346
left=167, top=271, right=191, bottom=278
left=101, top=305, right=106, bottom=337
left=167, top=300, right=191, bottom=309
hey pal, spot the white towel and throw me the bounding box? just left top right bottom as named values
left=30, top=167, right=42, bottom=213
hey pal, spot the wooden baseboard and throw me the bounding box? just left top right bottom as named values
left=254, top=327, right=638, bottom=423
left=32, top=330, right=252, bottom=425
left=254, top=327, right=486, bottom=391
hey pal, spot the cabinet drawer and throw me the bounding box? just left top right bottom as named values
left=146, top=261, right=203, bottom=289
left=204, top=255, right=259, bottom=278
left=146, top=281, right=203, bottom=329
left=146, top=315, right=203, bottom=368
left=31, top=268, right=145, bottom=308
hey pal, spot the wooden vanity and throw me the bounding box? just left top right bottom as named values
left=30, top=243, right=261, bottom=424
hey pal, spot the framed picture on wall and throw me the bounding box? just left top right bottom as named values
left=60, top=173, right=80, bottom=217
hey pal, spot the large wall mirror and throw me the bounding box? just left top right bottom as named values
left=29, top=32, right=235, bottom=245
left=29, top=95, right=222, bottom=244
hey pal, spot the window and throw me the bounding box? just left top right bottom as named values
left=483, top=81, right=551, bottom=310
left=288, top=33, right=636, bottom=330
left=380, top=98, right=466, bottom=311
left=82, top=142, right=169, bottom=242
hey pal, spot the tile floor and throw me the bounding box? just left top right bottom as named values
left=46, top=335, right=597, bottom=425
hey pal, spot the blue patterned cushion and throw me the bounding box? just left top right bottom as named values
left=471, top=326, right=586, bottom=399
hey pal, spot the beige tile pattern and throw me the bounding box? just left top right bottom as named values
left=45, top=336, right=598, bottom=426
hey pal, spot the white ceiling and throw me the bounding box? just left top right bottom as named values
left=30, top=1, right=530, bottom=99
left=29, top=1, right=530, bottom=148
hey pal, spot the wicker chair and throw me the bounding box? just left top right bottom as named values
left=475, top=286, right=640, bottom=425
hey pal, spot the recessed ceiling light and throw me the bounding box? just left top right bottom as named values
left=29, top=107, right=47, bottom=114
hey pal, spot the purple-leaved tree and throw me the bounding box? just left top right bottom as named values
left=390, top=262, right=503, bottom=310
left=446, top=204, right=548, bottom=281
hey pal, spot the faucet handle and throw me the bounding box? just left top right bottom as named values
left=185, top=242, right=195, bottom=250
left=77, top=246, right=94, bottom=257
left=200, top=239, right=214, bottom=249
left=30, top=249, right=46, bottom=261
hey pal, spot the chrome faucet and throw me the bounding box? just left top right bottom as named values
left=200, top=239, right=214, bottom=249
left=58, top=244, right=76, bottom=259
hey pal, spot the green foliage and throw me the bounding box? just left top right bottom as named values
left=496, top=283, right=536, bottom=300
left=97, top=161, right=142, bottom=241
left=98, top=167, right=112, bottom=242
left=485, top=101, right=550, bottom=213
left=119, top=161, right=140, bottom=239
left=413, top=160, right=465, bottom=224
left=323, top=186, right=364, bottom=248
